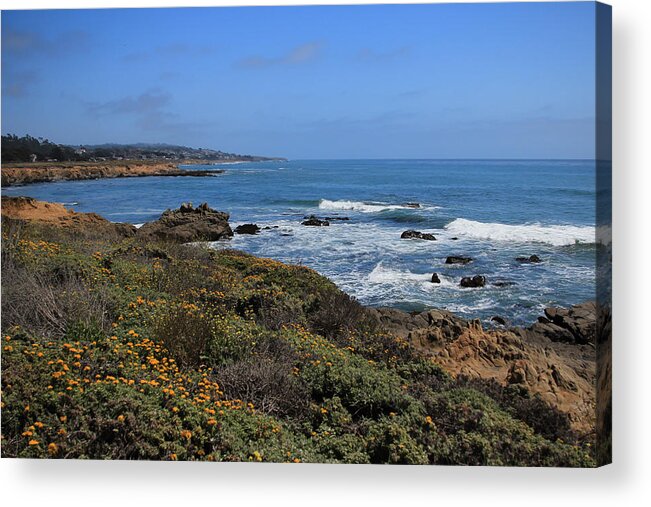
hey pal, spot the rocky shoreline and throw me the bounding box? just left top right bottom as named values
left=1, top=160, right=226, bottom=187
left=1, top=196, right=602, bottom=435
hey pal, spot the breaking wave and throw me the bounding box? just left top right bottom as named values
left=319, top=199, right=424, bottom=213
left=445, top=218, right=596, bottom=246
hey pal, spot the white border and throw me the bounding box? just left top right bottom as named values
left=2, top=0, right=650, bottom=505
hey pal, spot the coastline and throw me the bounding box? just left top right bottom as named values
left=0, top=160, right=232, bottom=187
left=1, top=197, right=600, bottom=437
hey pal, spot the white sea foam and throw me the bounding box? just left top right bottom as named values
left=445, top=218, right=596, bottom=246
left=318, top=199, right=425, bottom=213
left=367, top=262, right=431, bottom=284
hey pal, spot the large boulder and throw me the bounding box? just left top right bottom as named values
left=235, top=223, right=261, bottom=235
left=460, top=275, right=486, bottom=288
left=400, top=230, right=436, bottom=240
left=137, top=202, right=233, bottom=243
left=542, top=302, right=597, bottom=344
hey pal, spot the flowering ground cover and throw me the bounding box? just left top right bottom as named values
left=1, top=222, right=594, bottom=465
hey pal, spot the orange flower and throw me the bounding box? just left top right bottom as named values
left=180, top=429, right=192, bottom=440
left=117, top=415, right=125, bottom=423
left=28, top=439, right=39, bottom=446
left=48, top=443, right=59, bottom=455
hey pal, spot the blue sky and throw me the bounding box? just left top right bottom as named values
left=2, top=3, right=597, bottom=159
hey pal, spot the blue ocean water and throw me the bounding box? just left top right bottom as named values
left=3, top=159, right=602, bottom=325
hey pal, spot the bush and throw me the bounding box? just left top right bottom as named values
left=308, top=289, right=366, bottom=339
left=1, top=253, right=117, bottom=339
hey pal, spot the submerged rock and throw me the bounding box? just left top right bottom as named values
left=446, top=255, right=472, bottom=264
left=235, top=223, right=261, bottom=235
left=137, top=202, right=233, bottom=243
left=492, top=281, right=516, bottom=287
left=302, top=215, right=330, bottom=226
left=460, top=275, right=486, bottom=288
left=403, top=202, right=421, bottom=208
left=516, top=254, right=542, bottom=263
left=400, top=230, right=436, bottom=240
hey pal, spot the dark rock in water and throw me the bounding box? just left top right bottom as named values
left=450, top=237, right=459, bottom=241
left=403, top=202, right=421, bottom=208
left=493, top=281, right=516, bottom=287
left=460, top=275, right=486, bottom=288
left=430, top=273, right=441, bottom=283
left=137, top=202, right=232, bottom=243
left=324, top=216, right=350, bottom=221
left=235, top=223, right=261, bottom=235
left=401, top=229, right=436, bottom=240
left=491, top=316, right=507, bottom=326
left=302, top=215, right=330, bottom=226
left=262, top=225, right=279, bottom=230
left=446, top=255, right=472, bottom=265
left=516, top=255, right=542, bottom=263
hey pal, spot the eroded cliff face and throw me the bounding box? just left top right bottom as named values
left=1, top=196, right=137, bottom=238
left=370, top=305, right=597, bottom=435
left=1, top=161, right=184, bottom=186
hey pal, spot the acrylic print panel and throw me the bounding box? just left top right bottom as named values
left=0, top=1, right=611, bottom=466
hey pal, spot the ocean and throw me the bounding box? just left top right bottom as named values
left=3, top=159, right=603, bottom=325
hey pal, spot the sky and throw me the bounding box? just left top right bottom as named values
left=2, top=2, right=597, bottom=159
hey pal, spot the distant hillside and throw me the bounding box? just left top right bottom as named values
left=1, top=135, right=284, bottom=163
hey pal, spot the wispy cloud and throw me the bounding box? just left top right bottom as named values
left=122, top=43, right=214, bottom=63
left=302, top=110, right=417, bottom=130
left=2, top=70, right=39, bottom=98
left=2, top=28, right=90, bottom=57
left=84, top=89, right=206, bottom=136
left=395, top=88, right=428, bottom=100
left=356, top=46, right=411, bottom=62
left=87, top=90, right=172, bottom=117
left=236, top=41, right=322, bottom=69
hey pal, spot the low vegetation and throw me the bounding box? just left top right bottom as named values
left=0, top=220, right=595, bottom=465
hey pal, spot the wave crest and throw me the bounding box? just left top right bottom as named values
left=319, top=199, right=421, bottom=213
left=445, top=218, right=597, bottom=246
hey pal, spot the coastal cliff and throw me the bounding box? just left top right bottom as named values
left=0, top=198, right=600, bottom=465
left=1, top=161, right=225, bottom=187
